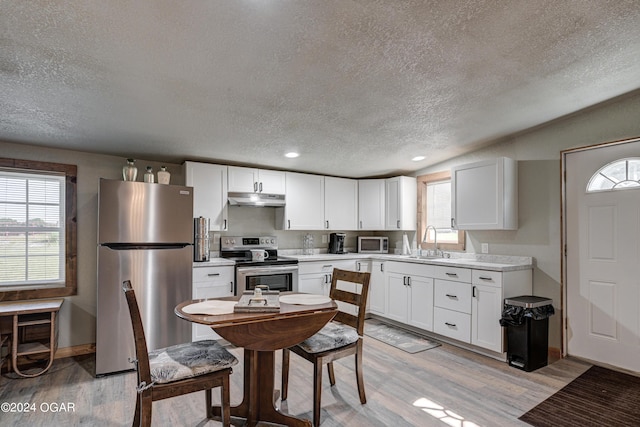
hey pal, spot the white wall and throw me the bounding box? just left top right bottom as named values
left=413, top=91, right=640, bottom=350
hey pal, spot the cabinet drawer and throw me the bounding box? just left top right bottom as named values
left=434, top=307, right=471, bottom=343
left=432, top=265, right=471, bottom=283
left=193, top=266, right=233, bottom=283
left=298, top=260, right=355, bottom=275
left=434, top=279, right=471, bottom=314
left=387, top=261, right=434, bottom=277
left=472, top=270, right=502, bottom=288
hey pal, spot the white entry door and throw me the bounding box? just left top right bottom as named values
left=565, top=141, right=640, bottom=372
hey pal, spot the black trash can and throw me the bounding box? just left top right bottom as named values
left=500, top=296, right=555, bottom=372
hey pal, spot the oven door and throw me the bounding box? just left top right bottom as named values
left=236, top=265, right=298, bottom=295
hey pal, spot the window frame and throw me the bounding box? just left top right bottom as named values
left=0, top=158, right=77, bottom=301
left=417, top=171, right=465, bottom=252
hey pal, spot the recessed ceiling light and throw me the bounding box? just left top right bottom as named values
left=285, top=152, right=299, bottom=158
left=412, top=156, right=425, bottom=161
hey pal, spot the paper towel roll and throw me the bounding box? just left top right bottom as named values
left=402, top=233, right=411, bottom=255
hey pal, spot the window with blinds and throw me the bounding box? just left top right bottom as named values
left=0, top=170, right=66, bottom=286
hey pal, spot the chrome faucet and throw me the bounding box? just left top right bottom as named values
left=422, top=225, right=442, bottom=257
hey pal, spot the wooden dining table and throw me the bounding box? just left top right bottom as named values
left=175, top=294, right=338, bottom=427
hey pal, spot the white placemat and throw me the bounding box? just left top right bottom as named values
left=182, top=300, right=237, bottom=315
left=279, top=294, right=332, bottom=305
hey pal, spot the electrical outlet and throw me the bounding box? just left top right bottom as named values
left=481, top=243, right=489, bottom=254
left=322, top=234, right=328, bottom=244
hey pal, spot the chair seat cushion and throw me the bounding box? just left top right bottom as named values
left=297, top=322, right=359, bottom=354
left=148, top=340, right=238, bottom=384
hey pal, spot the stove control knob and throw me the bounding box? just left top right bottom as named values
left=270, top=239, right=275, bottom=244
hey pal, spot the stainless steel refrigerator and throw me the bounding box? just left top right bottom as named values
left=96, top=179, right=193, bottom=376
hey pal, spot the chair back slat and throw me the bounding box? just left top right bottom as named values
left=122, top=280, right=152, bottom=385
left=329, top=269, right=371, bottom=336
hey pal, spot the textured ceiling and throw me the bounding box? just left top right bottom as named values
left=2, top=1, right=640, bottom=178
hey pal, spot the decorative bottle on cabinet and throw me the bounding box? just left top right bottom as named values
left=122, top=159, right=138, bottom=181
left=143, top=166, right=154, bottom=183
left=157, top=166, right=171, bottom=185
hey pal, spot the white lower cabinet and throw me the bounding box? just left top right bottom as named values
left=433, top=276, right=472, bottom=343
left=369, top=260, right=386, bottom=315
left=431, top=265, right=532, bottom=353
left=471, top=283, right=503, bottom=352
left=470, top=269, right=532, bottom=353
left=192, top=265, right=234, bottom=341
left=384, top=262, right=434, bottom=332
left=301, top=258, right=532, bottom=356
left=298, top=259, right=373, bottom=315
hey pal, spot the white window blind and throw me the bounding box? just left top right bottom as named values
left=426, top=181, right=451, bottom=229
left=0, top=170, right=65, bottom=286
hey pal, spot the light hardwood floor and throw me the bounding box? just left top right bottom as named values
left=0, top=334, right=590, bottom=426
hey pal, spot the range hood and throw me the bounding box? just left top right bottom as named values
left=228, top=192, right=285, bottom=207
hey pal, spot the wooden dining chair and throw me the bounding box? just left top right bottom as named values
left=281, top=268, right=371, bottom=427
left=122, top=280, right=238, bottom=427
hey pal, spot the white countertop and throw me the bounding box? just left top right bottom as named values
left=192, top=257, right=235, bottom=267
left=194, top=253, right=533, bottom=272
left=284, top=252, right=533, bottom=272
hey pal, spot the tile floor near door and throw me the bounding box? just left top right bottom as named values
left=0, top=334, right=590, bottom=426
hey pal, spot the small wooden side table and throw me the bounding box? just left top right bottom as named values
left=0, top=298, right=64, bottom=378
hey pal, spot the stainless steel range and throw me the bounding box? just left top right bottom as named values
left=221, top=236, right=298, bottom=295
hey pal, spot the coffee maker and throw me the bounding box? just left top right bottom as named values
left=328, top=233, right=346, bottom=254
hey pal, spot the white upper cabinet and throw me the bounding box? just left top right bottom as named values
left=276, top=172, right=325, bottom=230
left=324, top=176, right=358, bottom=230
left=358, top=179, right=386, bottom=230
left=451, top=157, right=517, bottom=230
left=385, top=176, right=417, bottom=230
left=228, top=166, right=285, bottom=194
left=184, top=161, right=228, bottom=231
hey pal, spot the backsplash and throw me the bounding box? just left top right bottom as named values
left=209, top=206, right=394, bottom=254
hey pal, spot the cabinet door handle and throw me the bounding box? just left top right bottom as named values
left=445, top=272, right=457, bottom=277
left=445, top=294, right=457, bottom=298
left=397, top=220, right=400, bottom=229
left=407, top=277, right=411, bottom=286
left=288, top=219, right=291, bottom=229
left=359, top=220, right=362, bottom=229
left=478, top=276, right=492, bottom=281
left=451, top=218, right=455, bottom=228
left=230, top=282, right=234, bottom=293
left=208, top=273, right=220, bottom=277
left=326, top=220, right=329, bottom=229
left=380, top=263, right=384, bottom=272
left=223, top=219, right=227, bottom=230
left=259, top=182, right=263, bottom=192
left=472, top=286, right=477, bottom=298
left=356, top=262, right=361, bottom=271
left=445, top=322, right=457, bottom=327
left=254, top=182, right=258, bottom=192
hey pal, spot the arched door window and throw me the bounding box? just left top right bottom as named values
left=586, top=158, right=640, bottom=192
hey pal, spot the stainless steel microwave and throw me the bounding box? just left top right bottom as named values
left=357, top=236, right=389, bottom=253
